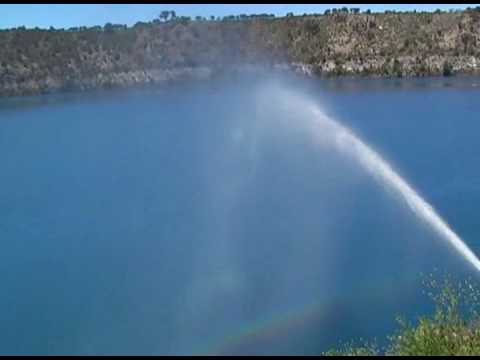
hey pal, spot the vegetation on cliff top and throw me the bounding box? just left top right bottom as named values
left=1, top=7, right=480, bottom=96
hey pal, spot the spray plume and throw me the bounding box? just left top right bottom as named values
left=269, top=85, right=480, bottom=272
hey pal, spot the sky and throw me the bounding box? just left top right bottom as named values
left=0, top=4, right=479, bottom=29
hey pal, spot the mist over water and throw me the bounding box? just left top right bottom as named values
left=0, top=73, right=479, bottom=355
left=258, top=83, right=480, bottom=272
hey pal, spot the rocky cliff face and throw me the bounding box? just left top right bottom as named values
left=272, top=10, right=480, bottom=78
left=1, top=10, right=480, bottom=97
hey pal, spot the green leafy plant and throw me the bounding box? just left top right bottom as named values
left=325, top=273, right=480, bottom=356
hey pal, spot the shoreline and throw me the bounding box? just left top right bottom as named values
left=1, top=63, right=480, bottom=99
left=1, top=69, right=479, bottom=111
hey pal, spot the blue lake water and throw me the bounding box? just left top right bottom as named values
left=0, top=74, right=479, bottom=355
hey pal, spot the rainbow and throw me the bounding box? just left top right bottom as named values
left=203, top=276, right=421, bottom=355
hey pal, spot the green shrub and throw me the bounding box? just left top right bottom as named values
left=443, top=61, right=453, bottom=76
left=323, top=341, right=380, bottom=356
left=325, top=273, right=480, bottom=356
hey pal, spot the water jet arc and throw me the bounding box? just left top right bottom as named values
left=302, top=103, right=480, bottom=272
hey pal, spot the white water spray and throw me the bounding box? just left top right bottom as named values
left=311, top=107, right=480, bottom=271
left=270, top=86, right=480, bottom=272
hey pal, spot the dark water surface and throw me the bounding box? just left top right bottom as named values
left=0, top=75, right=479, bottom=355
